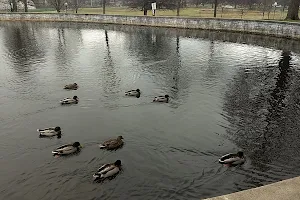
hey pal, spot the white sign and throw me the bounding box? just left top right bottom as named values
left=151, top=2, right=156, bottom=10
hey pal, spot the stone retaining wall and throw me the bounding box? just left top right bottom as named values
left=0, top=13, right=299, bottom=40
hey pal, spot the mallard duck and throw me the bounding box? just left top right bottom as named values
left=64, top=83, right=78, bottom=90
left=60, top=96, right=79, bottom=104
left=125, top=89, right=141, bottom=98
left=38, top=126, right=61, bottom=137
left=93, top=160, right=121, bottom=181
left=99, top=136, right=124, bottom=150
left=219, top=151, right=245, bottom=166
left=52, top=142, right=82, bottom=156
left=153, top=95, right=169, bottom=103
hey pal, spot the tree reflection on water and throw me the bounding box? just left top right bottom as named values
left=223, top=51, right=300, bottom=173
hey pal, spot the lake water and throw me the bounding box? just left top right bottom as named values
left=0, top=21, right=300, bottom=200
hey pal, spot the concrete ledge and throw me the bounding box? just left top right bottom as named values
left=0, top=13, right=300, bottom=40
left=204, top=176, right=300, bottom=200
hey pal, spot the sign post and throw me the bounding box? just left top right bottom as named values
left=64, top=2, right=68, bottom=13
left=151, top=2, right=156, bottom=16
left=273, top=2, right=277, bottom=19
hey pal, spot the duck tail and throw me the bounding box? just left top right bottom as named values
left=92, top=174, right=99, bottom=180
left=93, top=173, right=104, bottom=181
left=99, top=144, right=106, bottom=149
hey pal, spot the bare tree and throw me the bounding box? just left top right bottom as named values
left=23, top=0, right=28, bottom=12
left=72, top=0, right=83, bottom=13
left=176, top=0, right=181, bottom=16
left=11, top=0, right=17, bottom=12
left=73, top=0, right=78, bottom=13
left=126, top=0, right=176, bottom=16
left=49, top=0, right=64, bottom=12
left=124, top=0, right=151, bottom=15
left=213, top=0, right=217, bottom=17
left=286, top=0, right=300, bottom=20
left=262, top=0, right=272, bottom=18
left=103, top=0, right=106, bottom=14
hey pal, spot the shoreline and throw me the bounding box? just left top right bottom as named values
left=204, top=176, right=300, bottom=200
left=0, top=13, right=299, bottom=40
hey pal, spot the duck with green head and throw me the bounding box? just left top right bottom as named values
left=60, top=96, right=79, bottom=104
left=93, top=160, right=122, bottom=181
left=38, top=126, right=61, bottom=137
left=125, top=89, right=141, bottom=98
left=219, top=151, right=245, bottom=166
left=52, top=142, right=82, bottom=156
left=153, top=95, right=169, bottom=103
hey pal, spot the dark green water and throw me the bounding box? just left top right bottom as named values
left=0, top=22, right=300, bottom=200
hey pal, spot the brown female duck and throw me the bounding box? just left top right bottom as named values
left=99, top=136, right=124, bottom=150
left=64, top=83, right=78, bottom=90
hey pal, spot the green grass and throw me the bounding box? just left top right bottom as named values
left=28, top=8, right=56, bottom=12
left=73, top=7, right=290, bottom=20
left=17, top=6, right=300, bottom=21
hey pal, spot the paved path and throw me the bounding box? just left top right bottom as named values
left=204, top=176, right=300, bottom=200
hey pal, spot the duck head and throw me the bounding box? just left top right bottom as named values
left=73, top=96, right=78, bottom=100
left=73, top=142, right=81, bottom=148
left=54, top=126, right=61, bottom=132
left=117, top=136, right=124, bottom=140
left=136, top=92, right=141, bottom=98
left=74, top=83, right=77, bottom=86
left=237, top=151, right=244, bottom=158
left=165, top=95, right=169, bottom=99
left=114, top=160, right=121, bottom=167
left=136, top=89, right=140, bottom=93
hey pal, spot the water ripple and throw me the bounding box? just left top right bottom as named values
left=0, top=21, right=299, bottom=200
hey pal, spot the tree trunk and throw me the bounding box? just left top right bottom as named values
left=11, top=0, right=17, bottom=12
left=214, top=0, right=217, bottom=17
left=286, top=0, right=300, bottom=20
left=143, top=2, right=147, bottom=15
left=103, top=0, right=106, bottom=14
left=23, top=0, right=28, bottom=12
left=74, top=0, right=78, bottom=13
left=262, top=0, right=268, bottom=18
left=55, top=0, right=61, bottom=12
left=176, top=0, right=180, bottom=16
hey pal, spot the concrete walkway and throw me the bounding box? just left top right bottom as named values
left=204, top=176, right=300, bottom=200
